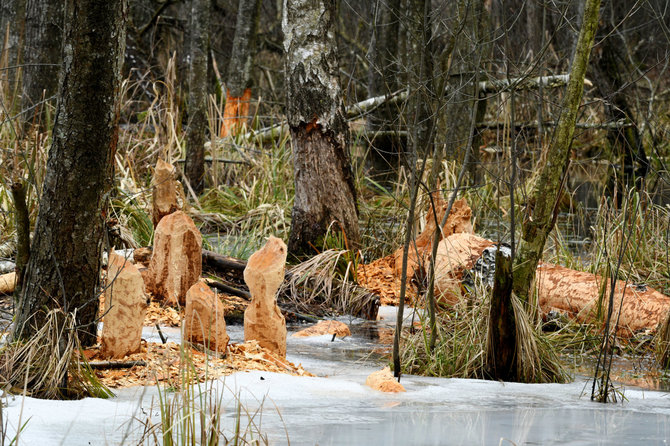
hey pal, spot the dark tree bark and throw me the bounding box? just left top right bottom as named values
left=486, top=250, right=517, bottom=381
left=184, top=0, right=211, bottom=194
left=220, top=0, right=261, bottom=137
left=13, top=0, right=126, bottom=347
left=365, top=0, right=402, bottom=179
left=0, top=0, right=26, bottom=101
left=591, top=2, right=649, bottom=198
left=227, top=0, right=260, bottom=98
left=283, top=0, right=360, bottom=256
left=21, top=0, right=63, bottom=121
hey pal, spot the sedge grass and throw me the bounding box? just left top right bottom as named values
left=400, top=280, right=569, bottom=383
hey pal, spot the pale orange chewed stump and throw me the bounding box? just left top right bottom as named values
left=148, top=211, right=202, bottom=306
left=184, top=280, right=230, bottom=353
left=220, top=88, right=252, bottom=137
left=101, top=253, right=147, bottom=359
left=152, top=159, right=179, bottom=227
left=243, top=236, right=288, bottom=357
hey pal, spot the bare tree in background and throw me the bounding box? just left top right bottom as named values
left=21, top=0, right=63, bottom=125
left=221, top=0, right=261, bottom=137
left=184, top=0, right=211, bottom=194
left=13, top=0, right=126, bottom=347
left=512, top=0, right=601, bottom=305
left=0, top=0, right=25, bottom=104
left=591, top=1, right=649, bottom=199
left=366, top=0, right=401, bottom=180
left=283, top=0, right=360, bottom=255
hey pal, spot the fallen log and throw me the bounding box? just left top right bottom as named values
left=362, top=232, right=670, bottom=336
left=87, top=360, right=146, bottom=369
left=202, top=249, right=247, bottom=272
left=535, top=262, right=670, bottom=336
left=222, top=74, right=586, bottom=144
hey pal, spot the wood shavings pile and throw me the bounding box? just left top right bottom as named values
left=357, top=256, right=417, bottom=306
left=144, top=301, right=181, bottom=326
left=101, top=294, right=247, bottom=328
left=83, top=340, right=312, bottom=389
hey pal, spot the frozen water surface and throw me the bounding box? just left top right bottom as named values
left=4, top=311, right=670, bottom=445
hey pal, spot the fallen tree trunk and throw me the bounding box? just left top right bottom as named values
left=535, top=262, right=670, bottom=336
left=87, top=360, right=146, bottom=369
left=361, top=232, right=670, bottom=336
left=222, top=74, right=588, bottom=144
left=202, top=249, right=247, bottom=272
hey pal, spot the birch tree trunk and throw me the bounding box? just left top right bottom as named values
left=13, top=0, right=126, bottom=347
left=184, top=0, right=211, bottom=194
left=21, top=0, right=63, bottom=121
left=512, top=0, right=601, bottom=304
left=283, top=0, right=360, bottom=255
left=220, top=0, right=261, bottom=137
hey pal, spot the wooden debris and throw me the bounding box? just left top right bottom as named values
left=0, top=272, right=16, bottom=295
left=151, top=159, right=179, bottom=227
left=87, top=360, right=147, bottom=369
left=292, top=320, right=351, bottom=338
left=393, top=197, right=474, bottom=279
left=357, top=198, right=474, bottom=306
left=365, top=367, right=405, bottom=393
left=83, top=339, right=312, bottom=389
left=433, top=233, right=495, bottom=305
left=144, top=301, right=181, bottom=326
left=101, top=253, right=147, bottom=359
left=357, top=256, right=417, bottom=306
left=244, top=236, right=288, bottom=357
left=536, top=262, right=670, bottom=336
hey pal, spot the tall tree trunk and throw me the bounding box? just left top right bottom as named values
left=365, top=0, right=402, bottom=180
left=0, top=0, right=26, bottom=105
left=405, top=0, right=433, bottom=161
left=184, top=0, right=211, bottom=194
left=13, top=0, right=126, bottom=347
left=512, top=0, right=601, bottom=304
left=220, top=0, right=261, bottom=137
left=283, top=0, right=360, bottom=256
left=437, top=0, right=488, bottom=181
left=21, top=0, right=63, bottom=124
left=592, top=2, right=649, bottom=199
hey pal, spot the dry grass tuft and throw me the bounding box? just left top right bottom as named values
left=0, top=309, right=113, bottom=399
left=279, top=249, right=379, bottom=319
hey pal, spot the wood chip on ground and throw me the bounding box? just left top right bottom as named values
left=357, top=255, right=417, bottom=306
left=83, top=339, right=312, bottom=389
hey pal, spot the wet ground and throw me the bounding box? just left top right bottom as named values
left=3, top=307, right=670, bottom=445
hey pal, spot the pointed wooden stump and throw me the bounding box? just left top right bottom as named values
left=243, top=236, right=288, bottom=357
